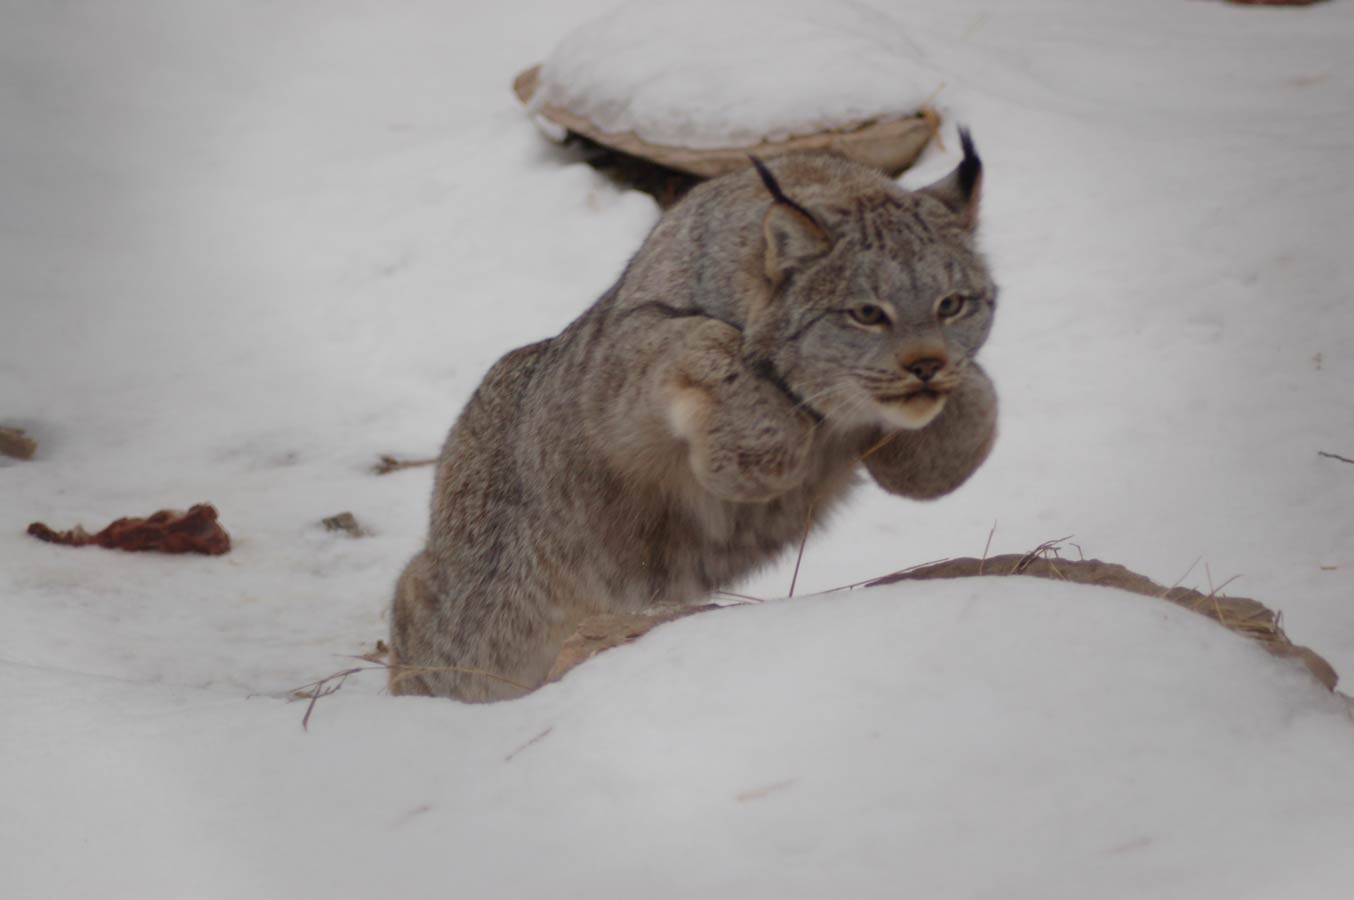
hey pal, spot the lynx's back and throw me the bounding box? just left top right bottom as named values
left=391, top=140, right=997, bottom=701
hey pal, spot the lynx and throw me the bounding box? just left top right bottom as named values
left=390, top=133, right=997, bottom=701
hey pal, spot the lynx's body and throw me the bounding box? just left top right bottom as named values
left=391, top=139, right=998, bottom=701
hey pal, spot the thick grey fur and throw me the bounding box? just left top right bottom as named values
left=390, top=144, right=998, bottom=701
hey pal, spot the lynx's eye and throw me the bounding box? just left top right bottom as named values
left=848, top=303, right=890, bottom=328
left=934, top=293, right=967, bottom=320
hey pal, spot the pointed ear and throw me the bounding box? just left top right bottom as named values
left=750, top=156, right=832, bottom=284
left=917, top=127, right=982, bottom=230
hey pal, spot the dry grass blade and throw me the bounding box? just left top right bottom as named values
left=858, top=431, right=898, bottom=462
left=1194, top=573, right=1244, bottom=629
left=504, top=726, right=555, bottom=763
left=979, top=520, right=996, bottom=576
left=713, top=590, right=765, bottom=604
left=849, top=557, right=953, bottom=591
left=1164, top=555, right=1203, bottom=598
left=1011, top=535, right=1073, bottom=574
left=788, top=503, right=815, bottom=598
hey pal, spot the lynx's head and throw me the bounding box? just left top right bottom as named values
left=742, top=133, right=995, bottom=433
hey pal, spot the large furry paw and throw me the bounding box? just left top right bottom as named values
left=662, top=318, right=816, bottom=502
left=675, top=373, right=815, bottom=502
left=863, top=363, right=997, bottom=500
left=696, top=415, right=814, bottom=501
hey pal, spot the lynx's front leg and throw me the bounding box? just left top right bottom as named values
left=663, top=318, right=816, bottom=503
left=864, top=362, right=997, bottom=500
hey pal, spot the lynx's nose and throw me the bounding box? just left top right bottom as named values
left=905, top=356, right=946, bottom=383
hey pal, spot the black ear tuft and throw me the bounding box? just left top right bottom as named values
left=750, top=156, right=833, bottom=284
left=955, top=127, right=981, bottom=201
left=918, top=125, right=984, bottom=230
left=749, top=155, right=821, bottom=227
left=749, top=155, right=787, bottom=203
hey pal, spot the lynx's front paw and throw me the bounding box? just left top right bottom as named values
left=660, top=317, right=815, bottom=502
left=699, top=415, right=814, bottom=502
left=669, top=372, right=815, bottom=503
left=863, top=362, right=997, bottom=500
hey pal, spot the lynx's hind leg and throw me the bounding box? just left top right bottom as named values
left=387, top=553, right=436, bottom=697
left=388, top=550, right=561, bottom=702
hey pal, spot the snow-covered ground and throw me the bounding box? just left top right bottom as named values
left=3, top=1, right=1353, bottom=897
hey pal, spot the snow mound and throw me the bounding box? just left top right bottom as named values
left=7, top=578, right=1353, bottom=899
left=533, top=0, right=942, bottom=149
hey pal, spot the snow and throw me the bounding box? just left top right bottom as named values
left=3, top=0, right=1354, bottom=897
left=7, top=580, right=1354, bottom=899
left=534, top=0, right=941, bottom=148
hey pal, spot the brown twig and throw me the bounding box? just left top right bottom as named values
left=293, top=667, right=366, bottom=731
left=1318, top=450, right=1354, bottom=465
left=372, top=454, right=438, bottom=475
left=356, top=639, right=389, bottom=663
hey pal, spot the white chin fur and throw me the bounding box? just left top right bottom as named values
left=878, top=394, right=947, bottom=430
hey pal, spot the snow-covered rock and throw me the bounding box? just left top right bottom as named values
left=533, top=0, right=942, bottom=149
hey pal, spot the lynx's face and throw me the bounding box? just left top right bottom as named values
left=781, top=212, right=995, bottom=431
left=744, top=140, right=994, bottom=433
